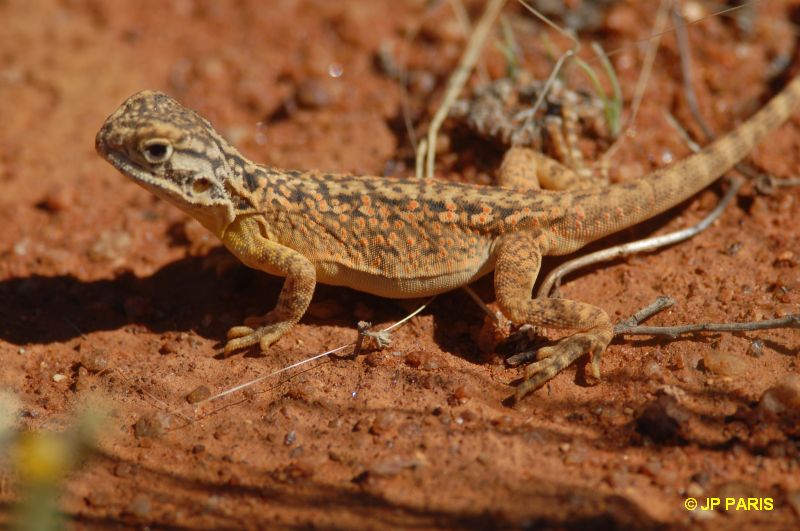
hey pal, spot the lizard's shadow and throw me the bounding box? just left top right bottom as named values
left=0, top=254, right=285, bottom=346
left=0, top=251, right=438, bottom=350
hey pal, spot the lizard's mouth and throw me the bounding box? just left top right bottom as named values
left=95, top=129, right=151, bottom=185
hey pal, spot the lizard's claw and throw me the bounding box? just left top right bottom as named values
left=514, top=330, right=610, bottom=403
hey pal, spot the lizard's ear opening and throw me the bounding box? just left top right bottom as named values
left=140, top=138, right=173, bottom=164
left=192, top=177, right=213, bottom=194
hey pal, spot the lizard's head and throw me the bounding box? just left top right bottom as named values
left=95, top=90, right=237, bottom=235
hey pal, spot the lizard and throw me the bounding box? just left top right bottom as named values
left=95, top=74, right=800, bottom=402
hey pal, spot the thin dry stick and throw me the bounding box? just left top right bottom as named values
left=424, top=0, right=506, bottom=179
left=536, top=175, right=743, bottom=298
left=616, top=313, right=800, bottom=338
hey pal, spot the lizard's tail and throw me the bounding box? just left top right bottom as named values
left=575, top=75, right=800, bottom=243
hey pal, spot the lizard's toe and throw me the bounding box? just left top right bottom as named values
left=227, top=325, right=255, bottom=339
left=515, top=330, right=611, bottom=402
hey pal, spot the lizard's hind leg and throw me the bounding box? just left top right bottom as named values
left=494, top=232, right=614, bottom=402
left=498, top=146, right=586, bottom=191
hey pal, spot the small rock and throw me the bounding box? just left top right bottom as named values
left=638, top=460, right=661, bottom=479
left=405, top=350, right=425, bottom=368
left=87, top=229, right=131, bottom=263
left=423, top=356, right=439, bottom=370
left=185, top=385, right=211, bottom=404
left=284, top=431, right=296, bottom=446
left=52, top=373, right=66, bottom=382
left=758, top=374, right=800, bottom=415
left=364, top=352, right=382, bottom=367
left=125, top=494, right=151, bottom=518
left=702, top=351, right=747, bottom=376
left=271, top=463, right=313, bottom=483
left=491, top=415, right=513, bottom=430
left=746, top=339, right=764, bottom=358
left=80, top=348, right=109, bottom=372
left=643, top=360, right=664, bottom=381
left=353, top=418, right=371, bottom=432
left=449, top=385, right=470, bottom=405
left=686, top=482, right=704, bottom=497
left=159, top=337, right=180, bottom=355
left=113, top=462, right=136, bottom=478
left=134, top=412, right=173, bottom=438
left=635, top=395, right=691, bottom=443
left=38, top=187, right=72, bottom=212
left=370, top=411, right=397, bottom=435
left=367, top=452, right=428, bottom=477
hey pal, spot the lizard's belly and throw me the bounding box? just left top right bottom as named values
left=312, top=256, right=496, bottom=298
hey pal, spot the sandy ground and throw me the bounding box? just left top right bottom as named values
left=1, top=0, right=799, bottom=529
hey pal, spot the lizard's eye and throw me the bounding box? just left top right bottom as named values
left=141, top=138, right=173, bottom=164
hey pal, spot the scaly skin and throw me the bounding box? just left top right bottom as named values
left=95, top=75, right=800, bottom=401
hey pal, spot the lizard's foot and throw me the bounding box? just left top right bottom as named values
left=224, top=315, right=292, bottom=355
left=514, top=330, right=611, bottom=403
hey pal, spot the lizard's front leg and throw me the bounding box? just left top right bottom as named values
left=494, top=232, right=613, bottom=402
left=222, top=217, right=316, bottom=355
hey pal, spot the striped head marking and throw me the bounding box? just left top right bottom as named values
left=95, top=90, right=236, bottom=235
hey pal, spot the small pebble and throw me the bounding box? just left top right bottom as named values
left=405, top=350, right=425, bottom=368
left=451, top=385, right=470, bottom=405
left=643, top=360, right=664, bottom=381
left=113, top=462, right=136, bottom=478
left=422, top=357, right=439, bottom=370
left=38, top=187, right=72, bottom=213
left=702, top=351, right=747, bottom=376
left=125, top=494, right=151, bottom=518
left=364, top=352, right=382, bottom=367
left=284, top=431, right=296, bottom=446
left=686, top=482, right=704, bottom=497
left=759, top=374, right=800, bottom=415
left=746, top=339, right=764, bottom=358
left=185, top=385, right=211, bottom=404
left=134, top=412, right=173, bottom=438
left=87, top=229, right=131, bottom=263
left=635, top=395, right=690, bottom=443
left=370, top=411, right=397, bottom=435
left=80, top=349, right=109, bottom=372
left=52, top=373, right=66, bottom=382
